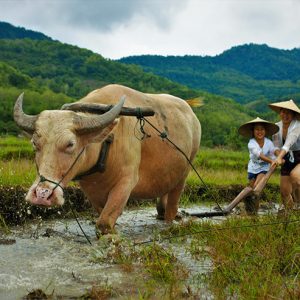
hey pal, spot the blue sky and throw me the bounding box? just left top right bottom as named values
left=0, top=0, right=299, bottom=59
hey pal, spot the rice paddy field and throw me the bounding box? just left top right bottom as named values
left=0, top=135, right=280, bottom=187
left=0, top=135, right=299, bottom=299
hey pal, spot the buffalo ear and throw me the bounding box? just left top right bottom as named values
left=80, top=119, right=118, bottom=144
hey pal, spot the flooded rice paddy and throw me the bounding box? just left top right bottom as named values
left=0, top=204, right=278, bottom=299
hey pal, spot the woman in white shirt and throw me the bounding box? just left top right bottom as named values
left=269, top=99, right=300, bottom=210
left=238, top=117, right=279, bottom=213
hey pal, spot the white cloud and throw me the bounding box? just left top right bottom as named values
left=0, top=0, right=299, bottom=59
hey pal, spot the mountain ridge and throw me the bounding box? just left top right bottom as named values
left=118, top=44, right=300, bottom=106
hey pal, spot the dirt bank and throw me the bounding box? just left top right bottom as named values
left=0, top=184, right=280, bottom=226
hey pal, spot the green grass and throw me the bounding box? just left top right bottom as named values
left=0, top=135, right=33, bottom=160
left=187, top=168, right=280, bottom=187
left=0, top=159, right=36, bottom=186
left=91, top=236, right=189, bottom=298
left=162, top=214, right=300, bottom=299
left=194, top=147, right=248, bottom=170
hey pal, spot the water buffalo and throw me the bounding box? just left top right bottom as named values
left=14, top=84, right=201, bottom=234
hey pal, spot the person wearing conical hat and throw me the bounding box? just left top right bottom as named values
left=238, top=117, right=279, bottom=214
left=269, top=99, right=300, bottom=211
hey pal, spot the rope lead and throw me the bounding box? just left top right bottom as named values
left=136, top=115, right=223, bottom=212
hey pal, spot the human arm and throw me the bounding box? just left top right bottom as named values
left=248, top=139, right=275, bottom=164
left=259, top=153, right=274, bottom=164
left=272, top=126, right=300, bottom=167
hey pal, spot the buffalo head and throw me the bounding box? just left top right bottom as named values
left=14, top=93, right=125, bottom=207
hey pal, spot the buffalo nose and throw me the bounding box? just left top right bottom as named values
left=36, top=186, right=52, bottom=200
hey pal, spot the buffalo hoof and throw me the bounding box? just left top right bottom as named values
left=175, top=212, right=183, bottom=220
left=156, top=212, right=182, bottom=221
left=156, top=214, right=165, bottom=220
left=95, top=223, right=116, bottom=236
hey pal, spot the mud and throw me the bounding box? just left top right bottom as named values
left=0, top=206, right=217, bottom=299
left=0, top=200, right=281, bottom=300
left=0, top=184, right=280, bottom=299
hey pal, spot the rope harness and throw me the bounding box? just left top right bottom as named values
left=35, top=147, right=90, bottom=243
left=36, top=147, right=85, bottom=198
left=36, top=134, right=114, bottom=193
left=73, top=134, right=114, bottom=181
left=35, top=136, right=116, bottom=245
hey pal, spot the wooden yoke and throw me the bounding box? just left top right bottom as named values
left=62, top=102, right=155, bottom=117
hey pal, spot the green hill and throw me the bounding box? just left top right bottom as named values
left=0, top=38, right=200, bottom=99
left=118, top=44, right=300, bottom=109
left=0, top=21, right=261, bottom=147
left=0, top=21, right=51, bottom=40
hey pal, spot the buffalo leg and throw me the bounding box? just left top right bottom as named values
left=156, top=194, right=168, bottom=220
left=96, top=177, right=137, bottom=234
left=164, top=181, right=185, bottom=222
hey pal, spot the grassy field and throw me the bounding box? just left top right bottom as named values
left=0, top=136, right=280, bottom=187
left=158, top=214, right=300, bottom=299
left=78, top=213, right=299, bottom=299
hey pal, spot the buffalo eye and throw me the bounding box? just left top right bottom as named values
left=31, top=139, right=40, bottom=151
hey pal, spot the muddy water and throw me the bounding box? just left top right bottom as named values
left=0, top=205, right=217, bottom=299
left=0, top=204, right=277, bottom=299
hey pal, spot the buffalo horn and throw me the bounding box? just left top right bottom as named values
left=13, top=93, right=38, bottom=134
left=74, top=95, right=126, bottom=134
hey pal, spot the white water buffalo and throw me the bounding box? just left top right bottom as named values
left=14, top=84, right=201, bottom=234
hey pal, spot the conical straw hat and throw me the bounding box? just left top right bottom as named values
left=268, top=99, right=300, bottom=116
left=238, top=117, right=279, bottom=137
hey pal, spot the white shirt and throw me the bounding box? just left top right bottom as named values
left=272, top=120, right=300, bottom=162
left=248, top=138, right=276, bottom=174
left=272, top=120, right=300, bottom=151
left=282, top=126, right=300, bottom=153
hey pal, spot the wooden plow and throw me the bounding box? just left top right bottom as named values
left=185, top=165, right=276, bottom=218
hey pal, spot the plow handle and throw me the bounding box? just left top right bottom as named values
left=224, top=186, right=253, bottom=213
left=253, top=164, right=277, bottom=195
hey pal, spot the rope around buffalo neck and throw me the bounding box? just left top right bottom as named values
left=35, top=147, right=92, bottom=245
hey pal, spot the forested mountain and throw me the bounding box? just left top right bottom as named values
left=0, top=39, right=198, bottom=100
left=0, top=21, right=51, bottom=40
left=0, top=21, right=270, bottom=147
left=119, top=44, right=300, bottom=109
